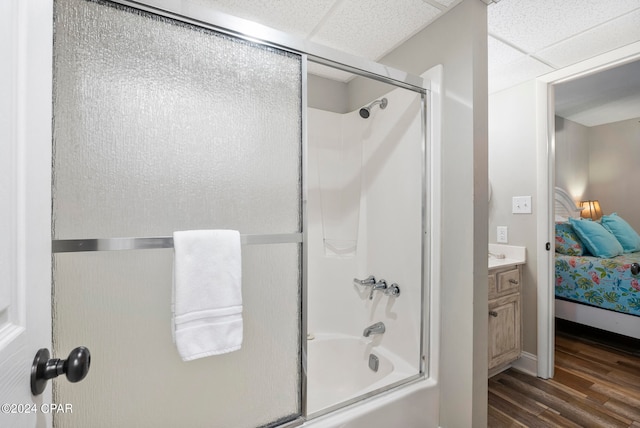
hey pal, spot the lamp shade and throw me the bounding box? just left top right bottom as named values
left=579, top=200, right=603, bottom=220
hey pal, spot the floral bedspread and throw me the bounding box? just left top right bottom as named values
left=555, top=253, right=640, bottom=315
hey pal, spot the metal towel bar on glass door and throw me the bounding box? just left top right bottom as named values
left=52, top=233, right=303, bottom=253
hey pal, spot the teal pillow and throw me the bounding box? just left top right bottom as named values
left=555, top=222, right=585, bottom=256
left=568, top=217, right=623, bottom=258
left=601, top=213, right=640, bottom=253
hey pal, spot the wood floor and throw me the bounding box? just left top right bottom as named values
left=488, top=327, right=640, bottom=427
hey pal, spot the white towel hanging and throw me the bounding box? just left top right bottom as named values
left=172, top=229, right=242, bottom=361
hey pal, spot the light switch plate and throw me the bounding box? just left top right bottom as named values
left=512, top=196, right=532, bottom=214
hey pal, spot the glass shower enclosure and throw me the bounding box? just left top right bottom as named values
left=51, top=0, right=428, bottom=426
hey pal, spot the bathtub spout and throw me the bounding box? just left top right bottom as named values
left=363, top=322, right=385, bottom=337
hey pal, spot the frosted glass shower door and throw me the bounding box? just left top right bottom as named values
left=52, top=1, right=302, bottom=427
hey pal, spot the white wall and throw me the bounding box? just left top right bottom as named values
left=308, top=74, right=349, bottom=114
left=489, top=80, right=540, bottom=355
left=555, top=116, right=640, bottom=230
left=368, top=1, right=489, bottom=426
left=555, top=116, right=590, bottom=201
left=588, top=117, right=640, bottom=230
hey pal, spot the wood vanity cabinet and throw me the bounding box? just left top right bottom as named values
left=488, top=265, right=522, bottom=372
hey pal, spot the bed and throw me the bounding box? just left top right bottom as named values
left=554, top=187, right=640, bottom=339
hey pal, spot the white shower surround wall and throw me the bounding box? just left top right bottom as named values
left=307, top=83, right=425, bottom=412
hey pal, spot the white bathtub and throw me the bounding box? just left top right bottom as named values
left=303, top=334, right=439, bottom=428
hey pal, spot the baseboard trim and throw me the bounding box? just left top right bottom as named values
left=511, top=351, right=537, bottom=377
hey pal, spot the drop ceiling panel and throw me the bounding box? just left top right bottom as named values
left=489, top=55, right=554, bottom=94
left=488, top=35, right=526, bottom=71
left=488, top=0, right=640, bottom=53
left=192, top=0, right=336, bottom=38
left=536, top=9, right=640, bottom=69
left=310, top=0, right=441, bottom=59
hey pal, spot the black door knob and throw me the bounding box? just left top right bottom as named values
left=31, top=346, right=91, bottom=396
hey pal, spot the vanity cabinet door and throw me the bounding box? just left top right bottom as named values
left=488, top=293, right=521, bottom=369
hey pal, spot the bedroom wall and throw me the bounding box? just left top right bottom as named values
left=588, top=117, right=640, bottom=231
left=555, top=116, right=590, bottom=201
left=488, top=79, right=539, bottom=357
left=554, top=116, right=640, bottom=231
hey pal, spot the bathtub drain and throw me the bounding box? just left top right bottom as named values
left=368, top=354, right=379, bottom=372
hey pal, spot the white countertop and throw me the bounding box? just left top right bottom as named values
left=488, top=244, right=526, bottom=270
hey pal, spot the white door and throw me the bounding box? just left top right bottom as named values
left=0, top=1, right=54, bottom=427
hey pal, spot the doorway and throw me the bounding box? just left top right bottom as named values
left=537, top=47, right=640, bottom=379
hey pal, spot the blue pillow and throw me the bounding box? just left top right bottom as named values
left=568, top=217, right=623, bottom=258
left=601, top=213, right=640, bottom=253
left=555, top=222, right=585, bottom=256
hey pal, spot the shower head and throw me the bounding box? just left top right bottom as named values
left=359, top=98, right=388, bottom=119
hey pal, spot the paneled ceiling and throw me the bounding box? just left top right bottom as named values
left=488, top=0, right=640, bottom=93
left=488, top=0, right=640, bottom=126
left=197, top=0, right=640, bottom=124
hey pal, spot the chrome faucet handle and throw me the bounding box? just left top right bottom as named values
left=354, top=275, right=376, bottom=287
left=369, top=279, right=388, bottom=300
left=384, top=283, right=401, bottom=298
